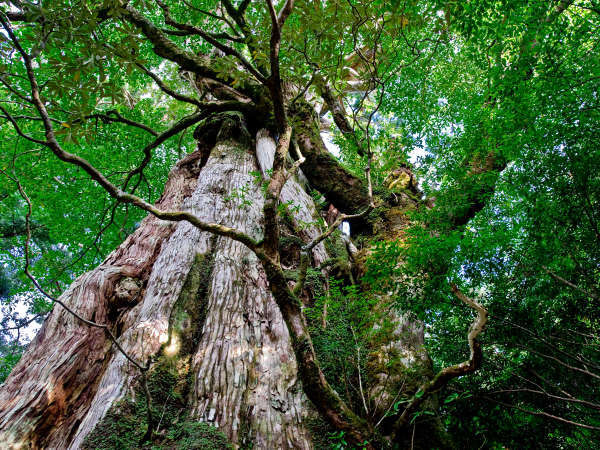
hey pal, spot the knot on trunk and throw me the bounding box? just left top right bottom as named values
left=112, top=276, right=142, bottom=306
left=193, top=111, right=252, bottom=152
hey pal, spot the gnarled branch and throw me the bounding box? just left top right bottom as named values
left=390, top=284, right=488, bottom=437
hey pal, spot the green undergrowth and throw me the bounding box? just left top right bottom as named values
left=82, top=359, right=232, bottom=449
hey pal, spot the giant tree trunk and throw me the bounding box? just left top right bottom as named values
left=0, top=115, right=325, bottom=449
left=0, top=114, right=439, bottom=448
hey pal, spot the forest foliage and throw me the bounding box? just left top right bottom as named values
left=0, top=0, right=599, bottom=448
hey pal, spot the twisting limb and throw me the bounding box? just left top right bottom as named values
left=121, top=109, right=207, bottom=191
left=261, top=0, right=298, bottom=257
left=155, top=0, right=267, bottom=84
left=134, top=63, right=207, bottom=108
left=542, top=265, right=599, bottom=301
left=120, top=4, right=266, bottom=101
left=161, top=26, right=245, bottom=43
left=253, top=3, right=375, bottom=446
left=80, top=110, right=159, bottom=136
left=259, top=255, right=375, bottom=448
left=0, top=103, right=158, bottom=136
left=0, top=74, right=34, bottom=104
left=0, top=104, right=46, bottom=145
left=390, top=284, right=488, bottom=438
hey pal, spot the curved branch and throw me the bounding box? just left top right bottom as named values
left=155, top=0, right=267, bottom=84
left=122, top=100, right=254, bottom=191
left=81, top=110, right=159, bottom=136
left=391, top=284, right=488, bottom=436
left=135, top=63, right=207, bottom=107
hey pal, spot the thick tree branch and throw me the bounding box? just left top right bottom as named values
left=119, top=6, right=228, bottom=84
left=291, top=100, right=370, bottom=216
left=265, top=0, right=287, bottom=132
left=316, top=75, right=364, bottom=156
left=221, top=0, right=252, bottom=37
left=276, top=0, right=295, bottom=28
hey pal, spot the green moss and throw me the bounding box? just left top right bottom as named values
left=167, top=248, right=216, bottom=357
left=83, top=247, right=231, bottom=449
left=82, top=357, right=232, bottom=449
left=81, top=399, right=141, bottom=449
left=305, top=415, right=337, bottom=450
left=323, top=229, right=347, bottom=260
left=279, top=233, right=302, bottom=267
left=305, top=268, right=326, bottom=299
left=164, top=421, right=233, bottom=450
left=280, top=233, right=304, bottom=248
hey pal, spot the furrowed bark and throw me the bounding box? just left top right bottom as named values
left=0, top=147, right=205, bottom=448
left=0, top=115, right=341, bottom=449
left=185, top=123, right=322, bottom=448
left=72, top=116, right=324, bottom=449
